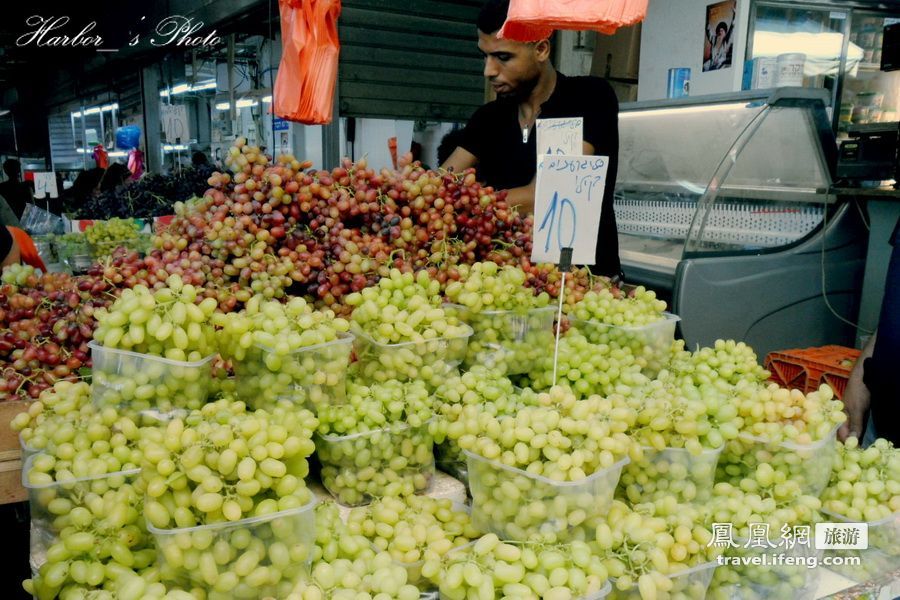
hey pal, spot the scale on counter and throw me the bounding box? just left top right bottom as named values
left=837, top=122, right=900, bottom=184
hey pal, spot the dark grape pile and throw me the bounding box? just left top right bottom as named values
left=69, top=165, right=216, bottom=219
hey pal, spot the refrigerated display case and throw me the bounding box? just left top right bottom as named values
left=615, top=88, right=867, bottom=359
left=745, top=1, right=900, bottom=132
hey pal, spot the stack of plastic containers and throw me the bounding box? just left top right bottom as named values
left=22, top=454, right=149, bottom=573
left=317, top=421, right=436, bottom=506
left=447, top=304, right=556, bottom=375
left=89, top=341, right=215, bottom=423
left=708, top=541, right=822, bottom=600
left=570, top=313, right=681, bottom=377
left=350, top=324, right=472, bottom=389
left=820, top=508, right=900, bottom=583
left=149, top=498, right=317, bottom=599
left=618, top=446, right=723, bottom=505
left=717, top=423, right=841, bottom=496
left=232, top=333, right=353, bottom=413
left=466, top=450, right=629, bottom=543
left=610, top=561, right=718, bottom=600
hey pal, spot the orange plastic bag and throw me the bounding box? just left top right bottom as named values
left=499, top=0, right=648, bottom=41
left=8, top=227, right=47, bottom=272
left=274, top=0, right=342, bottom=124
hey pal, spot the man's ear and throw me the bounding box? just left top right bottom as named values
left=534, top=38, right=552, bottom=63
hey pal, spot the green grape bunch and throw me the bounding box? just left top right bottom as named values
left=347, top=269, right=471, bottom=387
left=433, top=533, right=610, bottom=600
left=215, top=295, right=351, bottom=412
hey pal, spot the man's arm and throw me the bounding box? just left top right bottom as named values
left=505, top=141, right=596, bottom=215
left=440, top=146, right=478, bottom=174
left=838, top=332, right=877, bottom=441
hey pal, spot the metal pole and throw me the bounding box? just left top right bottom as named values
left=228, top=35, right=236, bottom=127
left=10, top=113, right=19, bottom=156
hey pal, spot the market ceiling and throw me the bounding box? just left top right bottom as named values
left=0, top=0, right=274, bottom=110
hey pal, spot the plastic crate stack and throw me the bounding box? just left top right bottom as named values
left=764, top=345, right=861, bottom=399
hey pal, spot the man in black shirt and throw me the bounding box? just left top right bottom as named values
left=0, top=159, right=32, bottom=220
left=441, top=0, right=621, bottom=277
left=840, top=217, right=900, bottom=446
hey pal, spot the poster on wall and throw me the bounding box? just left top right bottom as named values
left=703, top=0, right=736, bottom=72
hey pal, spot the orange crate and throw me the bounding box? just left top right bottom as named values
left=764, top=346, right=860, bottom=398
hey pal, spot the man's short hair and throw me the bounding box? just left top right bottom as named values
left=477, top=0, right=509, bottom=34
left=437, top=129, right=467, bottom=165
left=2, top=159, right=20, bottom=179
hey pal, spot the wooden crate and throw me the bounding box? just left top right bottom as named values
left=0, top=400, right=28, bottom=505
left=0, top=400, right=29, bottom=453
left=0, top=456, right=25, bottom=504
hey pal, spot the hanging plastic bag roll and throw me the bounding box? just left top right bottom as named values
left=274, top=0, right=342, bottom=125
left=498, top=0, right=648, bottom=41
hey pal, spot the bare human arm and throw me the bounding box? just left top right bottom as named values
left=1, top=236, right=20, bottom=268
left=502, top=141, right=597, bottom=216
left=838, top=332, right=877, bottom=441
left=440, top=147, right=478, bottom=176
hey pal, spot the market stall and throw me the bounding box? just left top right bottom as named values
left=0, top=0, right=897, bottom=598
left=0, top=135, right=895, bottom=600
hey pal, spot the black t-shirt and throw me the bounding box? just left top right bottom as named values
left=0, top=180, right=30, bottom=220
left=459, top=73, right=621, bottom=277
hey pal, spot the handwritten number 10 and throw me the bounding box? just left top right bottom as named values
left=538, top=191, right=576, bottom=253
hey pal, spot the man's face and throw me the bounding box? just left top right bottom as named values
left=478, top=31, right=544, bottom=99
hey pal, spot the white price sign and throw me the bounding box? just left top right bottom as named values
left=536, top=117, right=583, bottom=156
left=33, top=172, right=59, bottom=199
left=161, top=104, right=190, bottom=143
left=531, top=154, right=608, bottom=265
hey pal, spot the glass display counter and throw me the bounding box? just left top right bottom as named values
left=615, top=89, right=867, bottom=358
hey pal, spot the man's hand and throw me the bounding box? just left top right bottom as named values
left=504, top=179, right=536, bottom=215
left=838, top=332, right=877, bottom=441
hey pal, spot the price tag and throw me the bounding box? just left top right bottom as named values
left=33, top=172, right=59, bottom=199
left=160, top=104, right=190, bottom=143
left=536, top=117, right=583, bottom=156
left=531, top=154, right=608, bottom=265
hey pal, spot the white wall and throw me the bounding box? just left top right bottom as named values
left=638, top=0, right=751, bottom=101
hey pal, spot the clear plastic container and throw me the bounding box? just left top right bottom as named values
left=19, top=432, right=42, bottom=460
left=447, top=304, right=556, bottom=375
left=232, top=333, right=353, bottom=414
left=619, top=446, right=723, bottom=505
left=708, top=539, right=821, bottom=600
left=149, top=498, right=317, bottom=600
left=819, top=508, right=900, bottom=581
left=465, top=450, right=629, bottom=543
left=89, top=341, right=214, bottom=422
left=437, top=565, right=612, bottom=599
left=350, top=324, right=472, bottom=388
left=435, top=442, right=468, bottom=488
left=610, top=562, right=717, bottom=600
left=22, top=454, right=143, bottom=569
left=372, top=508, right=474, bottom=589
left=570, top=313, right=680, bottom=377
left=69, top=253, right=95, bottom=273
left=316, top=421, right=435, bottom=507
left=717, top=423, right=840, bottom=497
